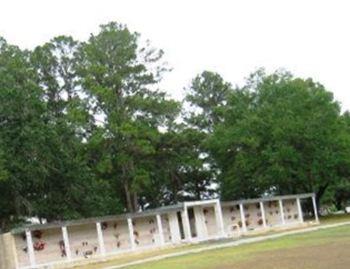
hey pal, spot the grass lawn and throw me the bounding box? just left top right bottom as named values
left=74, top=214, right=350, bottom=269
left=128, top=224, right=350, bottom=269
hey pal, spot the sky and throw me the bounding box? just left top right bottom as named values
left=1, top=0, right=350, bottom=109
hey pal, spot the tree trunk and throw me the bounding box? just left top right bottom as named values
left=0, top=219, right=6, bottom=233
left=315, top=183, right=329, bottom=215
left=171, top=172, right=179, bottom=203
left=132, top=192, right=138, bottom=212
left=124, top=182, right=134, bottom=213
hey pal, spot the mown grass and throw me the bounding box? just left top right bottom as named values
left=128, top=224, right=350, bottom=269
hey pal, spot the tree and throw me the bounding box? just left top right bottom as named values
left=179, top=71, right=232, bottom=201
left=209, top=70, right=350, bottom=209
left=0, top=37, right=47, bottom=230
left=149, top=127, right=216, bottom=206
left=78, top=22, right=179, bottom=212
left=185, top=71, right=232, bottom=132
left=29, top=36, right=122, bottom=221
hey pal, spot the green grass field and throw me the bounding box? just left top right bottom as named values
left=76, top=214, right=350, bottom=269
left=128, top=224, right=350, bottom=269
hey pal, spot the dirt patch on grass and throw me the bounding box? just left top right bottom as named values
left=216, top=241, right=350, bottom=269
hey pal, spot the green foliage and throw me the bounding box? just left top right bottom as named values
left=77, top=22, right=180, bottom=212
left=208, top=70, right=350, bottom=206
left=1, top=22, right=350, bottom=232
left=185, top=71, right=232, bottom=132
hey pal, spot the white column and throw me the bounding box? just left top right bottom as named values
left=239, top=203, right=247, bottom=233
left=297, top=198, right=304, bottom=223
left=156, top=214, right=165, bottom=245
left=96, top=222, right=106, bottom=255
left=312, top=196, right=319, bottom=223
left=259, top=201, right=267, bottom=228
left=25, top=230, right=36, bottom=267
left=181, top=205, right=192, bottom=242
left=62, top=226, right=72, bottom=260
left=279, top=199, right=286, bottom=225
left=215, top=200, right=225, bottom=237
left=168, top=212, right=181, bottom=243
left=127, top=218, right=136, bottom=250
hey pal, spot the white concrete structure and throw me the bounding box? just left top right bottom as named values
left=61, top=226, right=71, bottom=260
left=156, top=214, right=165, bottom=245
left=260, top=201, right=267, bottom=228
left=127, top=218, right=135, bottom=250
left=3, top=193, right=318, bottom=269
left=96, top=222, right=106, bottom=256
left=25, top=231, right=35, bottom=267
left=279, top=199, right=286, bottom=225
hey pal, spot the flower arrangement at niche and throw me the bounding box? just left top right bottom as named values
left=33, top=241, right=45, bottom=251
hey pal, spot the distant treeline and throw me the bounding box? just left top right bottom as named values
left=1, top=22, right=349, bottom=232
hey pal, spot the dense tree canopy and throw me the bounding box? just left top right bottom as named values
left=208, top=70, right=350, bottom=208
left=0, top=23, right=350, bottom=232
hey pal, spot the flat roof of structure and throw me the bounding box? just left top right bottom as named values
left=11, top=203, right=184, bottom=234
left=221, top=193, right=315, bottom=207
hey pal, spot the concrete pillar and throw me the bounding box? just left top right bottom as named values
left=259, top=201, right=267, bottom=228
left=239, top=203, right=247, bottom=233
left=181, top=206, right=192, bottom=242
left=297, top=198, right=304, bottom=223
left=168, top=212, right=181, bottom=243
left=25, top=230, right=36, bottom=267
left=62, top=226, right=72, bottom=260
left=214, top=200, right=225, bottom=237
left=127, top=218, right=136, bottom=250
left=312, top=196, right=319, bottom=223
left=279, top=199, right=286, bottom=225
left=96, top=222, right=106, bottom=255
left=156, top=214, right=165, bottom=245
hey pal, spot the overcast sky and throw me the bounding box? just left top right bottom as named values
left=1, top=0, right=349, bottom=109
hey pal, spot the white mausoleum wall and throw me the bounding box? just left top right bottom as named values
left=161, top=215, right=171, bottom=243
left=264, top=200, right=282, bottom=226
left=203, top=207, right=218, bottom=237
left=68, top=224, right=100, bottom=259
left=14, top=233, right=29, bottom=268
left=222, top=205, right=242, bottom=236
left=244, top=203, right=264, bottom=230
left=102, top=219, right=131, bottom=253
left=33, top=228, right=64, bottom=265
left=167, top=212, right=181, bottom=243
left=282, top=199, right=299, bottom=224
left=132, top=216, right=158, bottom=247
